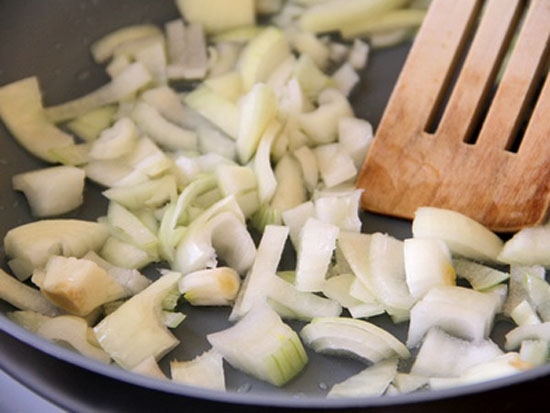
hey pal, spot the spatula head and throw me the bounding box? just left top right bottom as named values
left=357, top=0, right=550, bottom=232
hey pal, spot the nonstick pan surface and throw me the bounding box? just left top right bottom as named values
left=1, top=1, right=549, bottom=410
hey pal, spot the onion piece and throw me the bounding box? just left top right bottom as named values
left=208, top=301, right=308, bottom=387
left=0, top=77, right=74, bottom=162
left=12, top=166, right=86, bottom=217
left=46, top=62, right=152, bottom=122
left=327, top=359, right=398, bottom=398
left=170, top=349, right=225, bottom=390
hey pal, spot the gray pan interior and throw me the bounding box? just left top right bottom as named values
left=1, top=0, right=550, bottom=409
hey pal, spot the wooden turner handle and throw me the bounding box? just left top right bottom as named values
left=357, top=0, right=550, bottom=232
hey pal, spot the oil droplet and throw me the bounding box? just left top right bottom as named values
left=318, top=381, right=329, bottom=391
left=54, top=42, right=63, bottom=50
left=76, top=70, right=91, bottom=82
left=237, top=382, right=252, bottom=393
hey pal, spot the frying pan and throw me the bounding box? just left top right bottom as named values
left=1, top=1, right=549, bottom=410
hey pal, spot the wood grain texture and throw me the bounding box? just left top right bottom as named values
left=357, top=0, right=550, bottom=232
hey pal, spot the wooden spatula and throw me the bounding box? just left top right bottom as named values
left=357, top=0, right=550, bottom=232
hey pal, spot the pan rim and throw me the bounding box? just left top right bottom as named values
left=2, top=313, right=550, bottom=409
